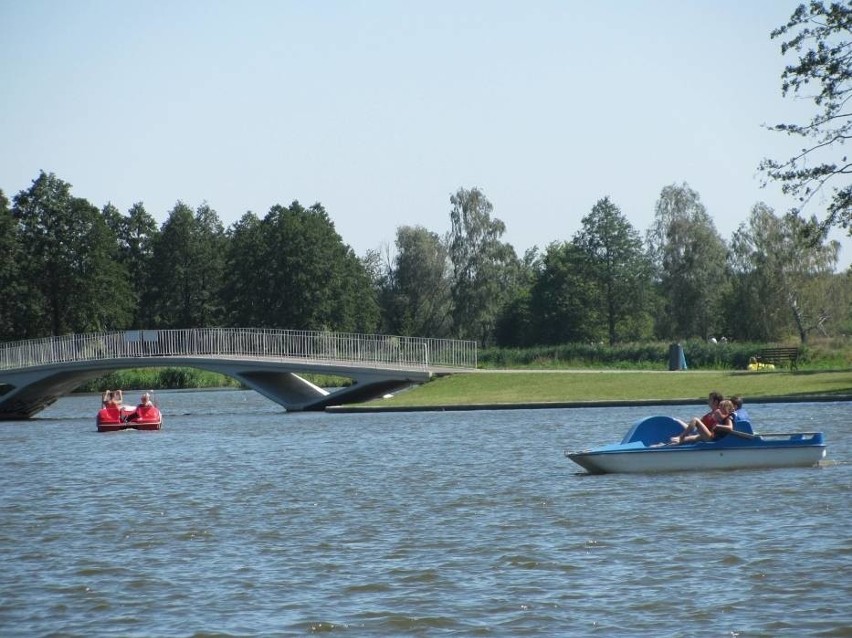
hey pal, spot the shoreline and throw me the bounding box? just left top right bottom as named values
left=327, top=393, right=852, bottom=413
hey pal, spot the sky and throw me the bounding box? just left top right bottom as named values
left=2, top=0, right=850, bottom=270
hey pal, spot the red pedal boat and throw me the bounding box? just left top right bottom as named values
left=96, top=403, right=163, bottom=432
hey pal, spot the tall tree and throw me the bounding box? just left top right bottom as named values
left=193, top=203, right=227, bottom=327
left=730, top=203, right=840, bottom=343
left=647, top=183, right=730, bottom=340
left=573, top=197, right=653, bottom=345
left=0, top=190, right=28, bottom=340
left=118, top=202, right=159, bottom=327
left=146, top=202, right=226, bottom=328
left=381, top=226, right=453, bottom=337
left=12, top=172, right=131, bottom=335
left=448, top=187, right=519, bottom=345
left=494, top=247, right=541, bottom=347
left=760, top=1, right=852, bottom=233
left=221, top=212, right=268, bottom=327
left=529, top=241, right=601, bottom=344
left=221, top=202, right=379, bottom=332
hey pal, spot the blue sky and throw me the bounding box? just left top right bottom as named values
left=2, top=0, right=849, bottom=269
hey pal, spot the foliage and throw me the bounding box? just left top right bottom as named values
left=529, top=241, right=602, bottom=344
left=145, top=202, right=226, bottom=328
left=478, top=338, right=852, bottom=371
left=730, top=203, right=841, bottom=342
left=0, top=190, right=26, bottom=341
left=1, top=171, right=849, bottom=350
left=574, top=197, right=653, bottom=344
left=380, top=225, right=453, bottom=337
left=493, top=247, right=541, bottom=347
left=75, top=367, right=243, bottom=392
left=12, top=172, right=132, bottom=335
left=760, top=1, right=852, bottom=233
left=75, top=367, right=353, bottom=393
left=647, top=183, right=731, bottom=340
left=221, top=201, right=379, bottom=332
left=120, top=202, right=160, bottom=328
left=449, top=187, right=519, bottom=345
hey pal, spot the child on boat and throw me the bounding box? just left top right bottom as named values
left=670, top=394, right=735, bottom=444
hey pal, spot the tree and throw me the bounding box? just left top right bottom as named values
left=193, top=203, right=227, bottom=326
left=573, top=198, right=653, bottom=345
left=760, top=1, right=852, bottom=233
left=117, top=202, right=159, bottom=327
left=529, top=241, right=601, bottom=344
left=0, top=190, right=28, bottom=340
left=146, top=202, right=226, bottom=328
left=381, top=226, right=453, bottom=337
left=494, top=247, right=541, bottom=347
left=647, top=183, right=730, bottom=340
left=221, top=212, right=268, bottom=327
left=730, top=203, right=840, bottom=343
left=221, top=202, right=379, bottom=332
left=12, top=172, right=131, bottom=335
left=448, top=187, right=519, bottom=345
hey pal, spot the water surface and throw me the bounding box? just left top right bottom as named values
left=1, top=391, right=849, bottom=636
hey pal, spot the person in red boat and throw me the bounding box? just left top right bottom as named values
left=125, top=392, right=154, bottom=422
left=102, top=389, right=123, bottom=408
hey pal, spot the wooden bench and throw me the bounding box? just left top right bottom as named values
left=754, top=346, right=800, bottom=370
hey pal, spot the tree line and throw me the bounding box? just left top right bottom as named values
left=1, top=171, right=849, bottom=347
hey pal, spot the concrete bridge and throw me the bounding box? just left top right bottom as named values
left=0, top=328, right=477, bottom=419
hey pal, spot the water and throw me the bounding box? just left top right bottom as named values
left=1, top=390, right=849, bottom=636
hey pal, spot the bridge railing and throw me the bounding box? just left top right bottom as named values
left=0, top=329, right=478, bottom=372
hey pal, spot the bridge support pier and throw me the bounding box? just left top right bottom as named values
left=0, top=358, right=436, bottom=419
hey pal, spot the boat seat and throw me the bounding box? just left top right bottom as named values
left=621, top=415, right=683, bottom=445
left=733, top=417, right=754, bottom=435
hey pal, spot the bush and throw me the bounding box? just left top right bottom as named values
left=478, top=339, right=850, bottom=370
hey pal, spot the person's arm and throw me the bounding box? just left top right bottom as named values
left=716, top=416, right=734, bottom=434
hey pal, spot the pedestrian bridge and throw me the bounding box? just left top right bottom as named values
left=0, top=328, right=477, bottom=419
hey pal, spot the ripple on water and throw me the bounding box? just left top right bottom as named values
left=1, top=397, right=850, bottom=637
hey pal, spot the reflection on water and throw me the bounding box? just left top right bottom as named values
left=0, top=391, right=849, bottom=636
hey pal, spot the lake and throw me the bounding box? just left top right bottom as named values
left=0, top=390, right=849, bottom=636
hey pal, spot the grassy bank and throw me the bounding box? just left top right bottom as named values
left=367, top=369, right=852, bottom=408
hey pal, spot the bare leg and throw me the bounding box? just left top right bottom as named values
left=692, top=419, right=715, bottom=441
left=670, top=418, right=693, bottom=444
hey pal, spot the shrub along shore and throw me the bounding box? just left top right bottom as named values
left=77, top=338, right=852, bottom=410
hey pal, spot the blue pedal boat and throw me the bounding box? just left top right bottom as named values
left=566, top=415, right=827, bottom=474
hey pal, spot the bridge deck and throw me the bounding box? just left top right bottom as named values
left=0, top=329, right=477, bottom=419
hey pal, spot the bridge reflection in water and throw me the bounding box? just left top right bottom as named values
left=0, top=328, right=477, bottom=419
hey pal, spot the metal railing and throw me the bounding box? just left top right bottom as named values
left=0, top=328, right=478, bottom=372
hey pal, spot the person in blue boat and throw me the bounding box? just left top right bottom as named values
left=671, top=393, right=735, bottom=444
left=731, top=395, right=750, bottom=422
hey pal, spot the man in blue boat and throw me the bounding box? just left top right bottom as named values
left=731, top=395, right=750, bottom=422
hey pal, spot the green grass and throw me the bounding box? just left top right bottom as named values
left=369, top=369, right=852, bottom=407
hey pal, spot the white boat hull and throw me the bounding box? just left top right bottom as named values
left=569, top=445, right=827, bottom=474
left=567, top=414, right=827, bottom=474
